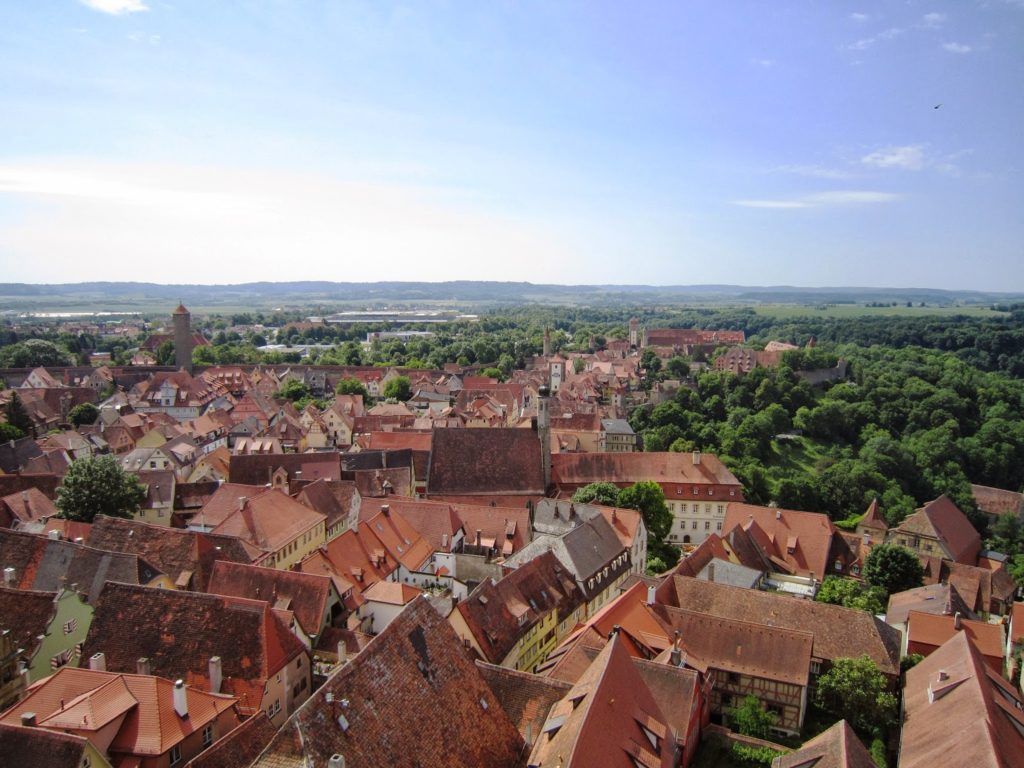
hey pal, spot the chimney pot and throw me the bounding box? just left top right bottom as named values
left=137, top=657, right=151, bottom=676
left=954, top=612, right=962, bottom=630
left=775, top=509, right=782, bottom=520
left=89, top=652, right=106, bottom=672
left=3, top=567, right=15, bottom=586
left=237, top=496, right=247, bottom=511
left=173, top=679, right=189, bottom=718
left=329, top=755, right=346, bottom=768
left=381, top=504, right=390, bottom=516
left=209, top=656, right=223, bottom=694
left=646, top=584, right=656, bottom=605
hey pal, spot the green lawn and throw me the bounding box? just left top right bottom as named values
left=769, top=436, right=830, bottom=475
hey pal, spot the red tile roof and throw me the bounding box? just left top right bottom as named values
left=774, top=719, right=876, bottom=768
left=252, top=597, right=525, bottom=768
left=184, top=712, right=278, bottom=768
left=552, top=451, right=742, bottom=491
left=0, top=722, right=95, bottom=768
left=894, top=495, right=982, bottom=565
left=906, top=610, right=1005, bottom=668
left=724, top=503, right=847, bottom=581
left=428, top=427, right=546, bottom=495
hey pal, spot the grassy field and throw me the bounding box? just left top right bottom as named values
left=753, top=303, right=1007, bottom=320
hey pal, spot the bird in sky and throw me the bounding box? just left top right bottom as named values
left=934, top=103, right=942, bottom=109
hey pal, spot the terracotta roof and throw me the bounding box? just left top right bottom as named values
left=773, top=719, right=876, bottom=768
left=654, top=605, right=812, bottom=686
left=723, top=503, right=847, bottom=581
left=859, top=498, right=888, bottom=532
left=296, top=479, right=359, bottom=532
left=184, top=713, right=278, bottom=768
left=0, top=487, right=58, bottom=525
left=362, top=579, right=421, bottom=606
left=552, top=451, right=742, bottom=490
left=82, top=582, right=306, bottom=713
left=0, top=722, right=96, bottom=768
left=921, top=558, right=1015, bottom=615
left=663, top=576, right=901, bottom=676
left=475, top=661, right=572, bottom=749
left=207, top=561, right=336, bottom=638
left=428, top=427, right=546, bottom=495
left=0, top=527, right=155, bottom=603
left=906, top=610, right=1005, bottom=665
left=528, top=633, right=677, bottom=768
left=252, top=597, right=525, bottom=768
left=207, top=488, right=325, bottom=558
left=885, top=583, right=974, bottom=627
left=901, top=631, right=1024, bottom=768
left=971, top=484, right=1024, bottom=519
left=644, top=328, right=745, bottom=346
left=893, top=495, right=982, bottom=565
left=362, top=431, right=432, bottom=452
left=457, top=551, right=584, bottom=664
left=87, top=515, right=259, bottom=591
left=0, top=473, right=61, bottom=500
left=228, top=452, right=341, bottom=487
left=1, top=666, right=239, bottom=759
left=1013, top=602, right=1024, bottom=645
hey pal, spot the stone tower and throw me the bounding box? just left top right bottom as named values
left=542, top=327, right=551, bottom=357
left=537, top=385, right=551, bottom=491
left=173, top=303, right=194, bottom=373
left=629, top=318, right=640, bottom=348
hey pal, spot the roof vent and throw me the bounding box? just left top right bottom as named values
left=329, top=754, right=346, bottom=768
left=337, top=714, right=350, bottom=733
left=938, top=670, right=949, bottom=682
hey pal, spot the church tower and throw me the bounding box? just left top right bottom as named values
left=173, top=303, right=195, bottom=373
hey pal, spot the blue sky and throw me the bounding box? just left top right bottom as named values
left=1, top=1, right=1022, bottom=288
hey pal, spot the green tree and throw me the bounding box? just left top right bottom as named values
left=0, top=422, right=25, bottom=441
left=616, top=481, right=673, bottom=543
left=335, top=377, right=369, bottom=398
left=727, top=695, right=777, bottom=739
left=815, top=576, right=886, bottom=614
left=665, top=356, right=690, bottom=380
left=68, top=402, right=100, bottom=427
left=480, top=367, right=505, bottom=381
left=863, top=544, right=924, bottom=596
left=56, top=455, right=147, bottom=522
left=814, top=655, right=898, bottom=734
left=383, top=375, right=412, bottom=401
left=277, top=379, right=311, bottom=402
left=5, top=391, right=33, bottom=435
left=571, top=482, right=621, bottom=507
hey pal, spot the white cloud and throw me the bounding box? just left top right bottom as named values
left=732, top=190, right=900, bottom=209
left=79, top=0, right=148, bottom=15
left=861, top=145, right=926, bottom=170
left=943, top=41, right=972, bottom=53
left=772, top=164, right=857, bottom=180
left=922, top=12, right=947, bottom=27
left=849, top=12, right=870, bottom=22
left=0, top=161, right=573, bottom=283
left=847, top=27, right=902, bottom=50
left=751, top=58, right=775, bottom=68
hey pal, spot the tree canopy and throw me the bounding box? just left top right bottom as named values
left=383, top=375, right=412, bottom=401
left=68, top=402, right=99, bottom=427
left=863, top=544, right=925, bottom=596
left=571, top=482, right=621, bottom=507
left=814, top=655, right=898, bottom=735
left=56, top=455, right=147, bottom=523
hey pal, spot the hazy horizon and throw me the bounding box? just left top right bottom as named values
left=2, top=2, right=1022, bottom=290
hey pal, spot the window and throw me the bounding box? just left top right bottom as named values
left=202, top=724, right=214, bottom=747
left=692, top=487, right=698, bottom=495
left=680, top=503, right=687, bottom=512
left=170, top=745, right=182, bottom=767
left=62, top=618, right=78, bottom=635
left=692, top=521, right=697, bottom=530
left=705, top=504, right=711, bottom=514
left=716, top=522, right=722, bottom=531
left=708, top=489, right=713, bottom=496
left=834, top=560, right=842, bottom=571
left=704, top=521, right=710, bottom=530
left=717, top=504, right=724, bottom=515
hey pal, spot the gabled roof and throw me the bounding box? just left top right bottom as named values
left=0, top=527, right=155, bottom=603
left=885, top=583, right=974, bottom=627
left=662, top=576, right=901, bottom=676
left=0, top=722, right=100, bottom=768
left=207, top=561, right=335, bottom=638
left=296, top=479, right=359, bottom=532
left=773, top=719, right=876, bottom=768
left=251, top=598, right=524, bottom=768
left=906, top=610, right=1005, bottom=665
left=207, top=488, right=325, bottom=558
left=475, top=662, right=572, bottom=750
left=87, top=514, right=259, bottom=591
left=0, top=586, right=57, bottom=660
left=894, top=495, right=982, bottom=565
left=428, top=427, right=545, bottom=495
left=529, top=633, right=677, bottom=768
left=552, top=451, right=742, bottom=489
left=901, top=631, right=1024, bottom=768
left=971, top=484, right=1024, bottom=519
left=921, top=557, right=1015, bottom=614
left=184, top=712, right=278, bottom=768
left=0, top=487, right=58, bottom=524
left=227, top=452, right=341, bottom=487
left=0, top=666, right=239, bottom=758
left=82, top=582, right=305, bottom=713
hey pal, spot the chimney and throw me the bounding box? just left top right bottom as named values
left=707, top=562, right=715, bottom=583
left=173, top=680, right=189, bottom=718
left=568, top=504, right=576, bottom=520
left=89, top=653, right=106, bottom=672
left=954, top=612, right=962, bottom=630
left=329, top=756, right=346, bottom=768
left=337, top=640, right=347, bottom=664
left=3, top=567, right=15, bottom=586
left=475, top=529, right=482, bottom=546
left=692, top=450, right=701, bottom=465
left=237, top=496, right=247, bottom=511
left=209, top=656, right=223, bottom=694
left=670, top=631, right=682, bottom=667
left=21, top=491, right=29, bottom=504
left=537, top=385, right=551, bottom=490
left=136, top=657, right=151, bottom=676
left=381, top=504, right=390, bottom=516
left=20, top=713, right=36, bottom=727
left=646, top=584, right=656, bottom=606
left=775, top=509, right=782, bottom=520
left=47, top=529, right=60, bottom=540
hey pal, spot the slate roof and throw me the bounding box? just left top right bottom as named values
left=82, top=582, right=306, bottom=714
left=0, top=722, right=96, bottom=768
left=207, top=561, right=335, bottom=638
left=532, top=499, right=644, bottom=552
left=428, top=426, right=546, bottom=495
left=663, top=576, right=901, bottom=676
left=0, top=437, right=44, bottom=474
left=901, top=631, right=1024, bottom=768
left=251, top=597, right=525, bottom=768
left=0, top=527, right=156, bottom=603
left=773, top=720, right=876, bottom=768
left=0, top=586, right=56, bottom=661
left=87, top=515, right=258, bottom=591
